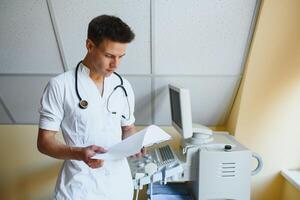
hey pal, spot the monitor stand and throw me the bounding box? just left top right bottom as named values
left=185, top=123, right=214, bottom=145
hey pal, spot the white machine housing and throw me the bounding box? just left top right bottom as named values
left=174, top=132, right=262, bottom=200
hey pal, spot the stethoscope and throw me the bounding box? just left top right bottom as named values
left=75, top=60, right=131, bottom=120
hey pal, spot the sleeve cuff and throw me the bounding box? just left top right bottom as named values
left=39, top=116, right=61, bottom=132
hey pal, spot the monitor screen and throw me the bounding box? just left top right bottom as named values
left=169, top=88, right=182, bottom=129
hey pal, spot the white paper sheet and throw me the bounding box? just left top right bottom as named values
left=91, top=125, right=171, bottom=160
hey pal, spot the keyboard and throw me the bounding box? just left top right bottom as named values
left=127, top=144, right=178, bottom=177
left=157, top=145, right=176, bottom=167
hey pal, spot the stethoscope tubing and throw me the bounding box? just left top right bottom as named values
left=75, top=60, right=131, bottom=120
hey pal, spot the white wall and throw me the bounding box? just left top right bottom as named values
left=0, top=0, right=259, bottom=126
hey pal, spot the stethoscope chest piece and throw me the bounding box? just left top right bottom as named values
left=79, top=100, right=88, bottom=109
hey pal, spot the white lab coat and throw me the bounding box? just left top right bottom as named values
left=39, top=63, right=135, bottom=200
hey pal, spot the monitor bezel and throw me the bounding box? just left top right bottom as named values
left=168, top=84, right=193, bottom=139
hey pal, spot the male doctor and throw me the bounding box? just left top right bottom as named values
left=37, top=15, right=143, bottom=199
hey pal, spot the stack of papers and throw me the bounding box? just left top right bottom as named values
left=92, top=125, right=171, bottom=160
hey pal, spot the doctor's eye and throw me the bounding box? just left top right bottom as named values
left=105, top=54, right=114, bottom=58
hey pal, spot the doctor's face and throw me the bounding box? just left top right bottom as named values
left=87, top=39, right=127, bottom=77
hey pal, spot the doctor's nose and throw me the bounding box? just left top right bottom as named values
left=110, top=58, right=120, bottom=68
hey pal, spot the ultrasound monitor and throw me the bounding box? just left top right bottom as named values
left=168, top=84, right=193, bottom=139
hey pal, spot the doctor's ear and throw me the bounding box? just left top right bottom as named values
left=86, top=39, right=95, bottom=53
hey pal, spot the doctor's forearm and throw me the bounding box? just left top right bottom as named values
left=40, top=142, right=82, bottom=161
left=37, top=129, right=82, bottom=161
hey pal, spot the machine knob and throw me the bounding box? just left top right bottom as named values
left=224, top=145, right=232, bottom=151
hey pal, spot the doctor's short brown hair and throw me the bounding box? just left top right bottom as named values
left=87, top=15, right=135, bottom=46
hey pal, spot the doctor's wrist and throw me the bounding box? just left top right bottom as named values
left=69, top=146, right=84, bottom=161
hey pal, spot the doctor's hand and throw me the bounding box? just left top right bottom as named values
left=130, top=146, right=146, bottom=158
left=80, top=145, right=107, bottom=169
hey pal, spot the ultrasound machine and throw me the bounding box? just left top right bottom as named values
left=127, top=84, right=263, bottom=200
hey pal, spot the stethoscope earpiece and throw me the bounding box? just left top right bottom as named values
left=79, top=100, right=88, bottom=109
